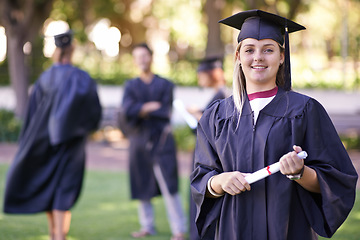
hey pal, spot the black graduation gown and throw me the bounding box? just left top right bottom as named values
left=191, top=88, right=357, bottom=240
left=121, top=75, right=178, bottom=200
left=3, top=64, right=102, bottom=213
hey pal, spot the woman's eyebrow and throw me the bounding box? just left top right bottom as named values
left=242, top=43, right=276, bottom=47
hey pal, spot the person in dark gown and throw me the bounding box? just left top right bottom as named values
left=190, top=10, right=358, bottom=240
left=187, top=57, right=229, bottom=122
left=188, top=57, right=229, bottom=240
left=120, top=43, right=186, bottom=240
left=3, top=30, right=102, bottom=240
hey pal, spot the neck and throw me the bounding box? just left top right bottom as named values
left=212, top=81, right=226, bottom=90
left=246, top=83, right=277, bottom=95
left=248, top=86, right=278, bottom=101
left=140, top=71, right=154, bottom=83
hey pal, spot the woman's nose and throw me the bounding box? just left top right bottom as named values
left=254, top=51, right=264, bottom=62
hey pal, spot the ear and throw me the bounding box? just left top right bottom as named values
left=280, top=51, right=285, bottom=65
left=235, top=50, right=241, bottom=61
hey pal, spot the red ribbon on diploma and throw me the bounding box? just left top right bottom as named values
left=266, top=166, right=272, bottom=175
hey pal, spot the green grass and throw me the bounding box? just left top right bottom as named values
left=0, top=164, right=190, bottom=240
left=1, top=163, right=359, bottom=239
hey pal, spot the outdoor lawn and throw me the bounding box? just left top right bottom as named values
left=0, top=163, right=359, bottom=240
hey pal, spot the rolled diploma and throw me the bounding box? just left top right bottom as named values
left=172, top=99, right=198, bottom=129
left=244, top=151, right=308, bottom=184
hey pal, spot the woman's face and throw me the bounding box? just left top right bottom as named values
left=238, top=38, right=284, bottom=91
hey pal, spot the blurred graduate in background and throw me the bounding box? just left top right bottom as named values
left=3, top=30, right=102, bottom=240
left=120, top=43, right=186, bottom=240
left=187, top=57, right=229, bottom=122
left=188, top=56, right=229, bottom=240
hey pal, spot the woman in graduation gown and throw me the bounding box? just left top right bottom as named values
left=190, top=10, right=358, bottom=240
left=3, top=30, right=102, bottom=240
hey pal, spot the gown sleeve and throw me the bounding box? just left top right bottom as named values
left=190, top=101, right=225, bottom=237
left=147, top=81, right=173, bottom=120
left=121, top=80, right=143, bottom=129
left=296, top=98, right=358, bottom=237
left=121, top=78, right=173, bottom=129
left=19, top=82, right=43, bottom=139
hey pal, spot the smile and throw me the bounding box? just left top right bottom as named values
left=251, top=66, right=267, bottom=69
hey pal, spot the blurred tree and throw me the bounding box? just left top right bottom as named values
left=204, top=0, right=309, bottom=65
left=0, top=0, right=54, bottom=119
left=204, top=0, right=225, bottom=58
left=223, top=0, right=308, bottom=21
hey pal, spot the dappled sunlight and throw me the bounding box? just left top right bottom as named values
left=0, top=26, right=6, bottom=62
left=27, top=235, right=53, bottom=240
left=98, top=202, right=119, bottom=211
left=43, top=20, right=70, bottom=57
left=88, top=19, right=121, bottom=58
left=352, top=211, right=360, bottom=220
left=27, top=236, right=78, bottom=240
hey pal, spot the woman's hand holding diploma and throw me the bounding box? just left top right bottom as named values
left=206, top=146, right=312, bottom=197
left=280, top=145, right=320, bottom=193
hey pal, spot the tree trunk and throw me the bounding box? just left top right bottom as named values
left=204, top=0, right=225, bottom=58
left=7, top=34, right=29, bottom=119
left=0, top=0, right=54, bottom=119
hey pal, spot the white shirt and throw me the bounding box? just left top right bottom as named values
left=248, top=87, right=278, bottom=124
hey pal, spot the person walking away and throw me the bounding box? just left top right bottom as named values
left=3, top=30, right=102, bottom=240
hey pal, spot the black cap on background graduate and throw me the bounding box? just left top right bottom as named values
left=54, top=30, right=73, bottom=48
left=197, top=57, right=223, bottom=72
left=219, top=9, right=305, bottom=90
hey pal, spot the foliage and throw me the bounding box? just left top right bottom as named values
left=0, top=109, right=22, bottom=142
left=1, top=0, right=360, bottom=89
left=173, top=125, right=196, bottom=152
left=341, top=135, right=360, bottom=150
left=169, top=60, right=198, bottom=86
left=0, top=59, right=9, bottom=85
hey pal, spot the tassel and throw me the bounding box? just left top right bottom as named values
left=284, top=22, right=291, bottom=91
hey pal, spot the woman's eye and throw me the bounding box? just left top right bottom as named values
left=264, top=49, right=274, bottom=53
left=245, top=49, right=254, bottom=53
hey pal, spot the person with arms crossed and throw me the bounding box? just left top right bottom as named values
left=120, top=43, right=186, bottom=240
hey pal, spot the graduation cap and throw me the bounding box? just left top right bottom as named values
left=54, top=30, right=73, bottom=48
left=219, top=9, right=305, bottom=90
left=197, top=57, right=223, bottom=72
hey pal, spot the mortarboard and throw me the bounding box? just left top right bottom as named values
left=54, top=30, right=73, bottom=48
left=197, top=57, right=223, bottom=72
left=219, top=9, right=305, bottom=90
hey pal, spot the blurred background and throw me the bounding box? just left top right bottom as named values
left=1, top=2, right=360, bottom=239
left=0, top=0, right=360, bottom=149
